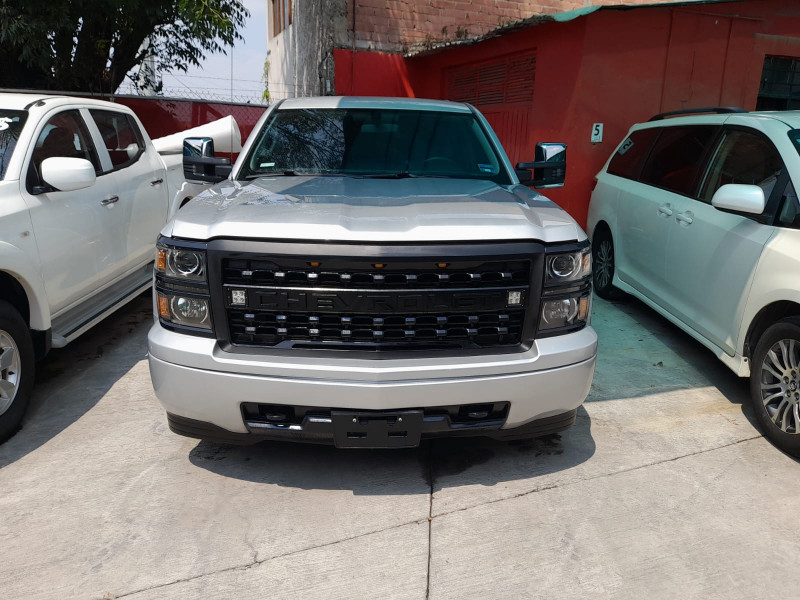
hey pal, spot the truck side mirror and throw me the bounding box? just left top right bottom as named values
left=515, top=142, right=567, bottom=189
left=183, top=136, right=232, bottom=184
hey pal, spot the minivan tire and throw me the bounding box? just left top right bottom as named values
left=0, top=301, right=35, bottom=443
left=592, top=227, right=624, bottom=300
left=749, top=318, right=800, bottom=457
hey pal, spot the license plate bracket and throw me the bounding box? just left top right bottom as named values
left=331, top=410, right=424, bottom=448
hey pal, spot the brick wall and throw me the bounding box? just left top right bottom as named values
left=349, top=0, right=692, bottom=52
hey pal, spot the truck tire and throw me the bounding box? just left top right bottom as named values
left=749, top=318, right=800, bottom=457
left=0, top=301, right=35, bottom=443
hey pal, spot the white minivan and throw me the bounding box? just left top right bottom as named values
left=587, top=107, right=800, bottom=457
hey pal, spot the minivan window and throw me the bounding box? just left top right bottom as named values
left=0, top=109, right=28, bottom=180
left=700, top=129, right=784, bottom=204
left=639, top=125, right=718, bottom=196
left=607, top=128, right=659, bottom=180
left=790, top=129, right=800, bottom=156
left=239, top=108, right=509, bottom=184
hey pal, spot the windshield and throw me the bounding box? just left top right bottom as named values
left=0, top=110, right=28, bottom=180
left=238, top=108, right=509, bottom=183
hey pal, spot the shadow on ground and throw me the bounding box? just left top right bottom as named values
left=0, top=295, right=152, bottom=468
left=188, top=405, right=596, bottom=493
left=591, top=296, right=753, bottom=411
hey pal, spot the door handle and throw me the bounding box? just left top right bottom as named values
left=657, top=203, right=673, bottom=217
left=676, top=211, right=694, bottom=225
left=101, top=196, right=120, bottom=206
left=150, top=178, right=163, bottom=186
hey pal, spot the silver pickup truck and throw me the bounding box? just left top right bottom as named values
left=147, top=97, right=597, bottom=449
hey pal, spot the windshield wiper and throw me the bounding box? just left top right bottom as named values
left=244, top=170, right=301, bottom=179
left=360, top=172, right=418, bottom=179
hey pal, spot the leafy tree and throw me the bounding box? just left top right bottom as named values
left=0, top=0, right=248, bottom=94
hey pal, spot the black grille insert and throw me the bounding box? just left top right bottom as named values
left=228, top=309, right=525, bottom=348
left=222, top=258, right=531, bottom=289
left=212, top=244, right=541, bottom=352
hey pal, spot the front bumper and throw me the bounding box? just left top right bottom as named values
left=148, top=323, right=597, bottom=444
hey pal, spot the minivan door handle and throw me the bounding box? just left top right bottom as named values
left=657, top=203, right=673, bottom=217
left=676, top=211, right=694, bottom=225
left=101, top=195, right=120, bottom=206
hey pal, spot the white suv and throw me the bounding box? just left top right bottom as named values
left=587, top=107, right=800, bottom=456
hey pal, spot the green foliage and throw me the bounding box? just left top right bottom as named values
left=0, top=0, right=249, bottom=93
left=262, top=59, right=270, bottom=102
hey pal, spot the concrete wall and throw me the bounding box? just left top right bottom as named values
left=266, top=0, right=348, bottom=99
left=349, top=0, right=695, bottom=53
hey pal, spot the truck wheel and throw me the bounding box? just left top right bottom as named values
left=592, top=227, right=623, bottom=300
left=750, top=319, right=800, bottom=457
left=0, top=301, right=35, bottom=443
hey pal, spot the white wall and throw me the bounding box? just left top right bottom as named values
left=266, top=0, right=347, bottom=100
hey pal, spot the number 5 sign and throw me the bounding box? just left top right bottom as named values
left=591, top=123, right=603, bottom=143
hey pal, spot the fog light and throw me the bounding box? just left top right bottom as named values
left=231, top=289, right=247, bottom=306
left=507, top=290, right=523, bottom=306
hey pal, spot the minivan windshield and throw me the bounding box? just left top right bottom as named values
left=0, top=110, right=28, bottom=180
left=238, top=108, right=509, bottom=184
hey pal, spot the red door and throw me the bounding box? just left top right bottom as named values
left=445, top=53, right=536, bottom=164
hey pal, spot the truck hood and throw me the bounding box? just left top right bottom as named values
left=169, top=176, right=585, bottom=244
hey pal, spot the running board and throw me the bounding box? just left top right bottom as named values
left=51, top=263, right=153, bottom=348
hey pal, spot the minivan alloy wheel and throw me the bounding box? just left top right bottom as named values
left=758, top=338, right=800, bottom=435
left=595, top=240, right=614, bottom=290
left=0, top=329, right=21, bottom=416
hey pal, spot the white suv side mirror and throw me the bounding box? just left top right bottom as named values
left=711, top=183, right=765, bottom=215
left=40, top=157, right=96, bottom=192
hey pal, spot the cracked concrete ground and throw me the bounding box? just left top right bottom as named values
left=1, top=294, right=798, bottom=599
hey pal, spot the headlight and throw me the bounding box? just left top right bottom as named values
left=538, top=244, right=592, bottom=336
left=545, top=249, right=591, bottom=285
left=155, top=237, right=213, bottom=335
left=157, top=293, right=212, bottom=330
left=539, top=293, right=591, bottom=331
left=156, top=245, right=207, bottom=281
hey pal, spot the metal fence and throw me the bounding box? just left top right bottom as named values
left=2, top=88, right=269, bottom=148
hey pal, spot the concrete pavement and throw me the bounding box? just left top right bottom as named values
left=0, top=294, right=797, bottom=599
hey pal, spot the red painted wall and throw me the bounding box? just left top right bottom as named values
left=334, top=0, right=800, bottom=229
left=333, top=49, right=414, bottom=97
left=111, top=97, right=267, bottom=145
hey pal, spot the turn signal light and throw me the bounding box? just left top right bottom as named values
left=157, top=294, right=170, bottom=318
left=156, top=249, right=167, bottom=271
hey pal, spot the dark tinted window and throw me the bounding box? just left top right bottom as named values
left=0, top=109, right=28, bottom=180
left=640, top=125, right=717, bottom=196
left=27, top=110, right=100, bottom=190
left=776, top=180, right=799, bottom=229
left=240, top=108, right=508, bottom=184
left=90, top=110, right=144, bottom=170
left=700, top=129, right=784, bottom=203
left=757, top=55, right=800, bottom=111
left=607, top=128, right=659, bottom=180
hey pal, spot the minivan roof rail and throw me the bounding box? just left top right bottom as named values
left=648, top=106, right=748, bottom=122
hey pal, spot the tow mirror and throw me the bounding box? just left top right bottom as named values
left=515, top=142, right=567, bottom=189
left=711, top=184, right=765, bottom=215
left=183, top=137, right=232, bottom=184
